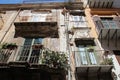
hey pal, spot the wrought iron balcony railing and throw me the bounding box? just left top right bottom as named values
left=0, top=45, right=67, bottom=69
left=95, top=20, right=120, bottom=42
left=74, top=50, right=113, bottom=66
left=74, top=50, right=113, bottom=73
left=0, top=48, right=17, bottom=63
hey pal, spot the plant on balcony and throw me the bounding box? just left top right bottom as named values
left=32, top=44, right=44, bottom=50
left=87, top=46, right=94, bottom=52
left=42, top=50, right=68, bottom=71
left=100, top=58, right=113, bottom=65
left=104, top=50, right=110, bottom=57
left=2, top=43, right=17, bottom=50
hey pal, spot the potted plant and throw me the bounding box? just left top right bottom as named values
left=42, top=50, right=68, bottom=70
left=2, top=43, right=17, bottom=50
left=104, top=50, right=110, bottom=57
left=100, top=58, right=113, bottom=65
left=87, top=46, right=94, bottom=52
left=32, top=44, right=44, bottom=50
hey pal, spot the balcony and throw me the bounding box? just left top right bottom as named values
left=74, top=50, right=113, bottom=79
left=96, top=20, right=120, bottom=47
left=74, top=49, right=113, bottom=80
left=89, top=0, right=113, bottom=8
left=0, top=45, right=67, bottom=73
left=14, top=15, right=58, bottom=38
left=0, top=45, right=67, bottom=80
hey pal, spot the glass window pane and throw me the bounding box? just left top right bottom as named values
left=24, top=38, right=32, bottom=45
left=73, top=16, right=87, bottom=27
left=79, top=47, right=88, bottom=65
left=34, top=38, right=43, bottom=44
left=18, top=38, right=32, bottom=61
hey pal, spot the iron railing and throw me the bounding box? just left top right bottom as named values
left=74, top=50, right=113, bottom=66
left=0, top=45, right=66, bottom=64
left=0, top=49, right=17, bottom=63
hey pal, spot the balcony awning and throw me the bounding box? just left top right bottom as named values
left=14, top=22, right=58, bottom=38
left=75, top=38, right=95, bottom=47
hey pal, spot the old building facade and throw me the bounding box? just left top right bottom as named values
left=0, top=0, right=120, bottom=80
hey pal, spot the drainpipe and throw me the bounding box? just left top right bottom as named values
left=0, top=9, right=21, bottom=44
left=64, top=9, right=71, bottom=80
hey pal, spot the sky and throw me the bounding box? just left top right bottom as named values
left=0, top=0, right=23, bottom=4
left=0, top=0, right=66, bottom=4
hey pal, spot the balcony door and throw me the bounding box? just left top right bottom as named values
left=71, top=15, right=87, bottom=28
left=78, top=46, right=97, bottom=65
left=17, top=38, right=43, bottom=64
left=79, top=46, right=88, bottom=65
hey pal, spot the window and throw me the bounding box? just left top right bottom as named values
left=78, top=46, right=97, bottom=65
left=101, top=17, right=118, bottom=28
left=71, top=16, right=87, bottom=28
left=31, top=13, right=52, bottom=22
left=17, top=38, right=43, bottom=63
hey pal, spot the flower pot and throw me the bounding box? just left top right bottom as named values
left=32, top=44, right=43, bottom=50
left=87, top=49, right=94, bottom=52
left=2, top=43, right=17, bottom=50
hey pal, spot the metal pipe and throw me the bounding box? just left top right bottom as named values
left=64, top=9, right=71, bottom=80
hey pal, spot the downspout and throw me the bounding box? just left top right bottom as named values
left=64, top=10, right=71, bottom=80
left=0, top=9, right=21, bottom=44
